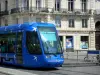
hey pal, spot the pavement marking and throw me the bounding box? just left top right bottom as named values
left=0, top=67, right=38, bottom=75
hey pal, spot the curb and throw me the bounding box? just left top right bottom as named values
left=62, top=62, right=99, bottom=67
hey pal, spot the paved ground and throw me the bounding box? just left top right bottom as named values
left=0, top=59, right=99, bottom=75
left=63, top=59, right=99, bottom=67
left=0, top=64, right=100, bottom=75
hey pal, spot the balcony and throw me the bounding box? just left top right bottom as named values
left=11, top=8, right=20, bottom=14
left=0, top=10, right=9, bottom=17
left=10, top=7, right=49, bottom=14
left=49, top=8, right=91, bottom=16
left=10, top=7, right=91, bottom=16
left=74, top=9, right=91, bottom=15
left=94, top=10, right=100, bottom=15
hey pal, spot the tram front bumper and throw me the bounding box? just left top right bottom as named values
left=44, top=59, right=64, bottom=67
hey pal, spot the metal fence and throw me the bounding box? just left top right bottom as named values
left=64, top=50, right=100, bottom=63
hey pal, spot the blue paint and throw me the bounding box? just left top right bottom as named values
left=88, top=50, right=100, bottom=54
left=0, top=22, right=64, bottom=68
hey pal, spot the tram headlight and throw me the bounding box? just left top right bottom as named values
left=46, top=55, right=51, bottom=59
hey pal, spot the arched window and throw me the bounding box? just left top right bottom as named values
left=95, top=21, right=100, bottom=31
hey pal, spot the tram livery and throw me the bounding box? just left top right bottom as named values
left=0, top=22, right=64, bottom=68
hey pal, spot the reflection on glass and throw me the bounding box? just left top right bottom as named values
left=38, top=27, right=62, bottom=54
left=26, top=31, right=41, bottom=54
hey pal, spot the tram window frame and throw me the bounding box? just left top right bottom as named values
left=0, top=34, right=8, bottom=53
left=0, top=33, right=16, bottom=53
left=17, top=32, right=22, bottom=53
left=7, top=33, right=16, bottom=53
left=26, top=31, right=42, bottom=54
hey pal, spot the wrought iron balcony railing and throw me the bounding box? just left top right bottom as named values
left=94, top=10, right=100, bottom=15
left=10, top=7, right=91, bottom=15
left=10, top=7, right=91, bottom=16
left=11, top=8, right=20, bottom=14
left=0, top=10, right=9, bottom=16
left=49, top=8, right=91, bottom=15
left=11, top=7, right=49, bottom=14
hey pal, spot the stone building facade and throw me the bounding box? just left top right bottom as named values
left=0, top=0, right=100, bottom=51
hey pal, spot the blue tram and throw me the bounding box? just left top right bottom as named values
left=0, top=22, right=64, bottom=68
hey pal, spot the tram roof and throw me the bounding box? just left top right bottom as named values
left=0, top=22, right=55, bottom=32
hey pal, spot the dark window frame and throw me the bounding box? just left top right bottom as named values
left=82, top=19, right=88, bottom=28
left=0, top=33, right=16, bottom=53
left=68, top=0, right=74, bottom=11
left=16, top=32, right=23, bottom=53
left=81, top=0, right=87, bottom=12
left=36, top=17, right=41, bottom=22
left=26, top=31, right=42, bottom=55
left=69, top=19, right=74, bottom=28
left=5, top=0, right=8, bottom=11
left=5, top=19, right=8, bottom=26
left=80, top=36, right=89, bottom=49
left=0, top=3, right=1, bottom=12
left=55, top=0, right=61, bottom=11
left=36, top=0, right=41, bottom=10
left=55, top=16, right=61, bottom=27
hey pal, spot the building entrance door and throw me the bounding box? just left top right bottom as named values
left=95, top=21, right=100, bottom=50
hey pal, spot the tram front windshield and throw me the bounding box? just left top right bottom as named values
left=38, top=27, right=62, bottom=54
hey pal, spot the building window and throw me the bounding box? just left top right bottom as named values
left=66, top=36, right=73, bottom=51
left=16, top=18, right=19, bottom=24
left=55, top=0, right=61, bottom=11
left=80, top=36, right=88, bottom=49
left=36, top=18, right=41, bottom=22
left=59, top=36, right=63, bottom=46
left=82, top=19, right=88, bottom=28
left=30, top=0, right=33, bottom=7
left=81, top=0, right=87, bottom=12
left=0, top=18, right=1, bottom=26
left=68, top=0, right=74, bottom=11
left=5, top=0, right=8, bottom=11
left=23, top=0, right=29, bottom=9
left=5, top=19, right=8, bottom=26
left=16, top=0, right=18, bottom=8
left=55, top=16, right=61, bottom=27
left=36, top=0, right=41, bottom=10
left=69, top=19, right=74, bottom=28
left=0, top=3, right=1, bottom=12
left=23, top=17, right=29, bottom=23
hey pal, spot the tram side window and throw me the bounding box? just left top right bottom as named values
left=7, top=33, right=16, bottom=53
left=26, top=31, right=41, bottom=54
left=0, top=41, right=7, bottom=53
left=0, top=34, right=8, bottom=53
left=0, top=33, right=16, bottom=53
left=17, top=32, right=22, bottom=52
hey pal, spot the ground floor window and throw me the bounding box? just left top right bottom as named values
left=59, top=36, right=63, bottom=47
left=66, top=36, right=73, bottom=51
left=80, top=36, right=88, bottom=49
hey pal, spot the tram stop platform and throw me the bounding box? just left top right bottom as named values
left=63, top=59, right=99, bottom=67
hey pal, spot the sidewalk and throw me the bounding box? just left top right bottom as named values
left=63, top=58, right=98, bottom=67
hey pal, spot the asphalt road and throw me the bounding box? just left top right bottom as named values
left=0, top=64, right=100, bottom=75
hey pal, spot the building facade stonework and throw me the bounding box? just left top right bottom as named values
left=0, top=0, right=100, bottom=51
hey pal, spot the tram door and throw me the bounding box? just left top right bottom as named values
left=16, top=32, right=23, bottom=64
